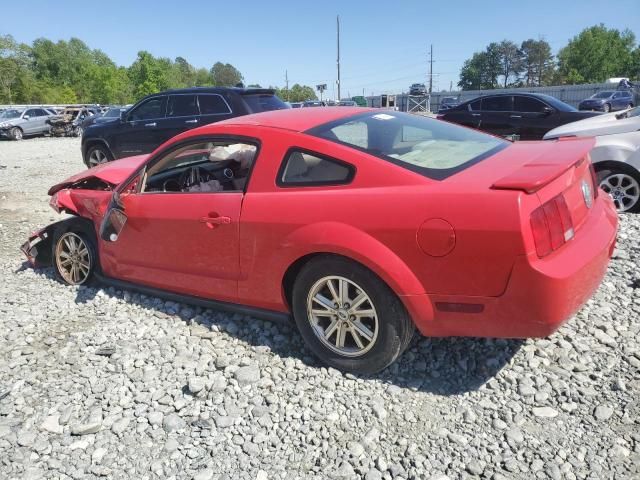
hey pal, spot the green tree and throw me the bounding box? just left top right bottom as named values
left=210, top=62, right=243, bottom=87
left=0, top=34, right=31, bottom=103
left=496, top=40, right=523, bottom=87
left=127, top=51, right=172, bottom=99
left=557, top=25, right=637, bottom=84
left=520, top=39, right=555, bottom=86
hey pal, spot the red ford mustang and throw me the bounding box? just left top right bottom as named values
left=22, top=107, right=618, bottom=373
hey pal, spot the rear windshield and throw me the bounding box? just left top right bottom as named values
left=242, top=94, right=289, bottom=113
left=307, top=111, right=507, bottom=180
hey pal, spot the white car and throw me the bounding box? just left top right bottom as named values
left=544, top=107, right=640, bottom=212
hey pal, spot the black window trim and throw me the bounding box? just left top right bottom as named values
left=276, top=146, right=356, bottom=188
left=124, top=134, right=262, bottom=196
left=305, top=110, right=509, bottom=181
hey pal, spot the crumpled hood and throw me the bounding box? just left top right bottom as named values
left=544, top=109, right=639, bottom=139
left=48, top=154, right=148, bottom=195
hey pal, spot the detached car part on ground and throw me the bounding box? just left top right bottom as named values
left=0, top=107, right=54, bottom=140
left=545, top=106, right=640, bottom=212
left=47, top=107, right=98, bottom=138
left=22, top=108, right=618, bottom=374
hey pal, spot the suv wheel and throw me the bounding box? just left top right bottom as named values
left=603, top=103, right=611, bottom=113
left=11, top=127, right=23, bottom=140
left=85, top=145, right=113, bottom=168
left=292, top=256, right=415, bottom=374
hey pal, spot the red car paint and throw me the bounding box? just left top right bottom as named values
left=30, top=108, right=618, bottom=338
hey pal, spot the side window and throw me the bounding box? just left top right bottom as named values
left=326, top=121, right=368, bottom=148
left=481, top=96, right=512, bottom=111
left=128, top=97, right=167, bottom=121
left=199, top=95, right=232, bottom=115
left=279, top=150, right=354, bottom=186
left=513, top=96, right=547, bottom=113
left=167, top=95, right=199, bottom=117
left=142, top=140, right=257, bottom=193
left=468, top=99, right=482, bottom=111
left=24, top=109, right=37, bottom=118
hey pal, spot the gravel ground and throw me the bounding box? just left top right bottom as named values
left=0, top=137, right=639, bottom=480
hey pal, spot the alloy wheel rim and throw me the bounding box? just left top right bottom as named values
left=14, top=129, right=22, bottom=140
left=306, top=275, right=379, bottom=357
left=55, top=232, right=91, bottom=284
left=600, top=173, right=640, bottom=212
left=89, top=149, right=107, bottom=167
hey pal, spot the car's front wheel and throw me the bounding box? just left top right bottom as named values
left=292, top=256, right=415, bottom=374
left=85, top=144, right=113, bottom=168
left=603, top=103, right=611, bottom=113
left=73, top=126, right=83, bottom=137
left=52, top=219, right=98, bottom=285
left=597, top=166, right=640, bottom=213
left=11, top=127, right=23, bottom=140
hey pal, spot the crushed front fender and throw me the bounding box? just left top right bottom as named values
left=20, top=221, right=64, bottom=268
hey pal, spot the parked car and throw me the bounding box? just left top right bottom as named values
left=351, top=96, right=367, bottom=107
left=81, top=106, right=126, bottom=129
left=578, top=90, right=634, bottom=112
left=47, top=106, right=99, bottom=138
left=81, top=87, right=288, bottom=168
left=22, top=107, right=617, bottom=374
left=290, top=102, right=303, bottom=108
left=0, top=107, right=54, bottom=140
left=338, top=100, right=356, bottom=106
left=437, top=96, right=460, bottom=113
left=409, top=83, right=427, bottom=96
left=301, top=101, right=325, bottom=107
left=544, top=106, right=640, bottom=212
left=438, top=93, right=601, bottom=140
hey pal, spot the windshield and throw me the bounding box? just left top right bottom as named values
left=534, top=94, right=577, bottom=112
left=592, top=91, right=614, bottom=99
left=103, top=108, right=122, bottom=118
left=242, top=94, right=288, bottom=113
left=0, top=109, right=22, bottom=119
left=307, top=111, right=507, bottom=180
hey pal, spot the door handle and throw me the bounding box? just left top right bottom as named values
left=471, top=113, right=480, bottom=117
left=185, top=119, right=199, bottom=124
left=509, top=115, right=522, bottom=118
left=144, top=122, right=156, bottom=127
left=199, top=216, right=231, bottom=228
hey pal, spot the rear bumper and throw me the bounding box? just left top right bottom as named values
left=406, top=195, right=618, bottom=338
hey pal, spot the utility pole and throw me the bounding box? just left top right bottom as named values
left=336, top=15, right=341, bottom=101
left=285, top=70, right=289, bottom=101
left=428, top=44, right=433, bottom=94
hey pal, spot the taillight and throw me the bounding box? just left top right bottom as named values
left=530, top=194, right=574, bottom=257
left=588, top=163, right=599, bottom=198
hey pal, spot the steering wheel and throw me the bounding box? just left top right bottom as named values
left=178, top=166, right=210, bottom=190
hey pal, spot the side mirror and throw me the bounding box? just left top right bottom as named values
left=100, top=207, right=127, bottom=242
left=542, top=106, right=554, bottom=116
left=23, top=115, right=30, bottom=120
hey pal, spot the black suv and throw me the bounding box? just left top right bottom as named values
left=81, top=87, right=287, bottom=167
left=438, top=93, right=600, bottom=140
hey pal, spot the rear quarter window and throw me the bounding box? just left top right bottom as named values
left=242, top=94, right=288, bottom=113
left=278, top=149, right=354, bottom=187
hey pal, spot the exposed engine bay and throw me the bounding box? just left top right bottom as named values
left=144, top=143, right=256, bottom=193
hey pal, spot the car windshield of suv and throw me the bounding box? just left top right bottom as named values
left=592, top=91, right=614, bottom=99
left=242, top=94, right=288, bottom=113
left=308, top=111, right=507, bottom=180
left=103, top=108, right=122, bottom=118
left=0, top=109, right=22, bottom=119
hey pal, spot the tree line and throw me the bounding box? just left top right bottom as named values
left=0, top=35, right=318, bottom=105
left=458, top=25, right=640, bottom=90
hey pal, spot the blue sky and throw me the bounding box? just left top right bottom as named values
left=2, top=0, right=638, bottom=99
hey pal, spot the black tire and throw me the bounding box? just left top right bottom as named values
left=596, top=165, right=640, bottom=213
left=85, top=144, right=113, bottom=168
left=603, top=103, right=611, bottom=113
left=51, top=217, right=99, bottom=285
left=11, top=127, right=23, bottom=140
left=291, top=256, right=415, bottom=374
left=73, top=126, right=83, bottom=137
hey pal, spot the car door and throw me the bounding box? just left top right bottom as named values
left=34, top=109, right=51, bottom=133
left=478, top=96, right=515, bottom=137
left=512, top=96, right=554, bottom=140
left=162, top=94, right=201, bottom=143
left=22, top=109, right=40, bottom=134
left=116, top=96, right=167, bottom=157
left=443, top=99, right=481, bottom=129
left=198, top=93, right=235, bottom=127
left=100, top=137, right=258, bottom=303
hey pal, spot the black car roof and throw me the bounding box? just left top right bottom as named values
left=153, top=87, right=276, bottom=96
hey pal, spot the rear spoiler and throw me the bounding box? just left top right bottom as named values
left=491, top=137, right=595, bottom=194
left=239, top=89, right=276, bottom=95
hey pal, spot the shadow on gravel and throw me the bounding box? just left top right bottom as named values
left=24, top=264, right=524, bottom=395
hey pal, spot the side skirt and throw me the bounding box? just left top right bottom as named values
left=94, top=273, right=292, bottom=325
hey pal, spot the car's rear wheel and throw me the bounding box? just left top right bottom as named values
left=627, top=103, right=634, bottom=109
left=603, top=103, right=611, bottom=113
left=11, top=127, right=23, bottom=140
left=52, top=219, right=98, bottom=285
left=73, top=126, right=83, bottom=137
left=291, top=256, right=415, bottom=374
left=597, top=166, right=640, bottom=213
left=86, top=145, right=112, bottom=168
